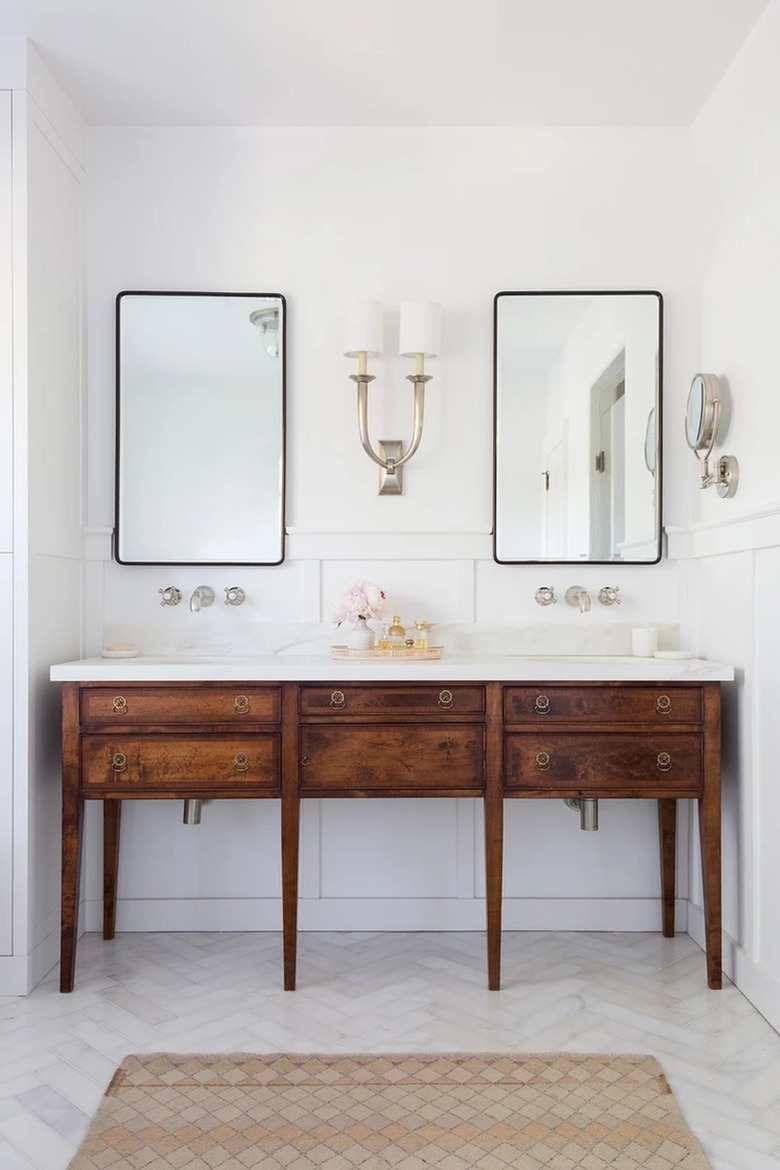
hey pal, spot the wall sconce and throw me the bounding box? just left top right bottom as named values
left=249, top=306, right=280, bottom=359
left=685, top=373, right=739, bottom=498
left=344, top=300, right=441, bottom=495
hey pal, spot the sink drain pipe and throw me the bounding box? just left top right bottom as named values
left=564, top=797, right=599, bottom=831
left=183, top=799, right=203, bottom=824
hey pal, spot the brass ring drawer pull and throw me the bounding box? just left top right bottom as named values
left=301, top=754, right=310, bottom=766
left=438, top=689, right=454, bottom=709
left=111, top=752, right=127, bottom=773
left=112, top=696, right=127, bottom=715
left=330, top=690, right=346, bottom=709
left=656, top=695, right=672, bottom=714
left=234, top=695, right=249, bottom=714
left=657, top=751, right=672, bottom=772
left=534, top=694, right=550, bottom=715
left=535, top=751, right=551, bottom=771
left=234, top=752, right=249, bottom=773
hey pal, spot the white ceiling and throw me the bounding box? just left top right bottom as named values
left=4, top=0, right=772, bottom=127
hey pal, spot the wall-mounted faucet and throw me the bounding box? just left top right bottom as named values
left=534, top=586, right=557, bottom=607
left=190, top=586, right=215, bottom=613
left=565, top=586, right=591, bottom=613
left=158, top=586, right=182, bottom=606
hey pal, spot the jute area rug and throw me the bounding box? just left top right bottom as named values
left=69, top=1052, right=712, bottom=1169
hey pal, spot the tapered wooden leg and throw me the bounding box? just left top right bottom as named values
left=698, top=792, right=722, bottom=989
left=103, top=800, right=122, bottom=940
left=485, top=683, right=504, bottom=990
left=657, top=799, right=676, bottom=937
left=281, top=686, right=300, bottom=990
left=700, top=684, right=723, bottom=989
left=60, top=686, right=83, bottom=993
left=484, top=789, right=504, bottom=990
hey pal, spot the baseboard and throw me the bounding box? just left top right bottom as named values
left=0, top=954, right=32, bottom=996
left=687, top=903, right=780, bottom=1031
left=85, top=895, right=688, bottom=935
left=0, top=922, right=61, bottom=995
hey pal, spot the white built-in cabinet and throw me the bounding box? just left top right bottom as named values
left=0, top=92, right=13, bottom=956
left=0, top=58, right=85, bottom=993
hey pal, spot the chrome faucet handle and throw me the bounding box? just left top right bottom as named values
left=158, top=586, right=182, bottom=607
left=565, top=586, right=591, bottom=613
left=189, top=586, right=215, bottom=613
left=534, top=586, right=557, bottom=607
left=598, top=586, right=621, bottom=606
left=224, top=585, right=246, bottom=607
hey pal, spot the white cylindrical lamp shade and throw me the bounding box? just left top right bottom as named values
left=399, top=301, right=441, bottom=357
left=344, top=300, right=384, bottom=357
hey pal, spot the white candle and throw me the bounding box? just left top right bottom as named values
left=344, top=301, right=384, bottom=359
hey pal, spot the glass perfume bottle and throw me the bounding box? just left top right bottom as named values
left=413, top=621, right=429, bottom=649
left=388, top=615, right=406, bottom=647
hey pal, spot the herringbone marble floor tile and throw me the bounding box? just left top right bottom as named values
left=0, top=931, right=778, bottom=1169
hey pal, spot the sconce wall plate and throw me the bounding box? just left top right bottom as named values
left=685, top=372, right=739, bottom=498
left=377, top=441, right=404, bottom=494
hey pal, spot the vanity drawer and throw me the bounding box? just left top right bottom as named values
left=80, top=685, right=281, bottom=725
left=81, top=734, right=280, bottom=791
left=504, top=733, right=703, bottom=794
left=299, top=724, right=485, bottom=793
left=503, top=685, right=703, bottom=725
left=299, top=685, right=485, bottom=717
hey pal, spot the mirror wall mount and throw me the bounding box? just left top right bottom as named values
left=685, top=373, right=739, bottom=499
left=344, top=300, right=441, bottom=495
left=493, top=290, right=663, bottom=564
left=115, top=291, right=286, bottom=565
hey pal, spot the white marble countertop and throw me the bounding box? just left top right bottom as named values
left=49, top=654, right=735, bottom=683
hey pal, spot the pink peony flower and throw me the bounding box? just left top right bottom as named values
left=332, top=580, right=387, bottom=624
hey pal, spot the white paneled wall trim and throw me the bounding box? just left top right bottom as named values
left=86, top=527, right=493, bottom=562
left=82, top=896, right=689, bottom=936
left=667, top=504, right=780, bottom=559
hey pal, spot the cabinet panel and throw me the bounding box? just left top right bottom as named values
left=300, top=685, right=484, bottom=717
left=0, top=95, right=11, bottom=552
left=82, top=734, right=279, bottom=793
left=81, top=685, right=281, bottom=725
left=504, top=732, right=703, bottom=795
left=504, top=685, right=702, bottom=725
left=300, top=724, right=485, bottom=793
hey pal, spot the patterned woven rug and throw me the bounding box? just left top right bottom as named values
left=69, top=1052, right=712, bottom=1169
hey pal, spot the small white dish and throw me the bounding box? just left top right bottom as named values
left=101, top=648, right=138, bottom=659
left=654, top=650, right=692, bottom=660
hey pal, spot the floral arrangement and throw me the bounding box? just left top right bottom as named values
left=333, top=580, right=387, bottom=624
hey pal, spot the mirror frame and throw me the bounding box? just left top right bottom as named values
left=114, top=289, right=287, bottom=566
left=492, top=289, right=663, bottom=566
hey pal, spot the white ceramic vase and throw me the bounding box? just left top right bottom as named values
left=346, top=616, right=374, bottom=650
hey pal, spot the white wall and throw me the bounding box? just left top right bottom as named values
left=681, top=0, right=780, bottom=1030
left=0, top=42, right=85, bottom=995
left=83, top=125, right=697, bottom=938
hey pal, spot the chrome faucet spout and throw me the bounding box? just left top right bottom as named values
left=189, top=586, right=215, bottom=613
left=565, top=586, right=591, bottom=613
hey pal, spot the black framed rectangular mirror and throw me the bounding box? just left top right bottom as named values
left=493, top=290, right=662, bottom=564
left=115, top=290, right=286, bottom=565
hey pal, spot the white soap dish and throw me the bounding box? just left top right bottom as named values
left=653, top=650, right=692, bottom=660
left=101, top=647, right=138, bottom=659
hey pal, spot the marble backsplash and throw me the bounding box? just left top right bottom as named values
left=102, top=621, right=682, bottom=659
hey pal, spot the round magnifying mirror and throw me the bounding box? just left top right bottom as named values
left=685, top=373, right=720, bottom=456
left=644, top=407, right=656, bottom=473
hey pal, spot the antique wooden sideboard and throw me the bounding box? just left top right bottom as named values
left=52, top=657, right=732, bottom=995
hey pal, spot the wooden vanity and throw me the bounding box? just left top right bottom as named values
left=55, top=665, right=728, bottom=994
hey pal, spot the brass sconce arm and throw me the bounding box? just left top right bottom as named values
left=353, top=374, right=429, bottom=473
